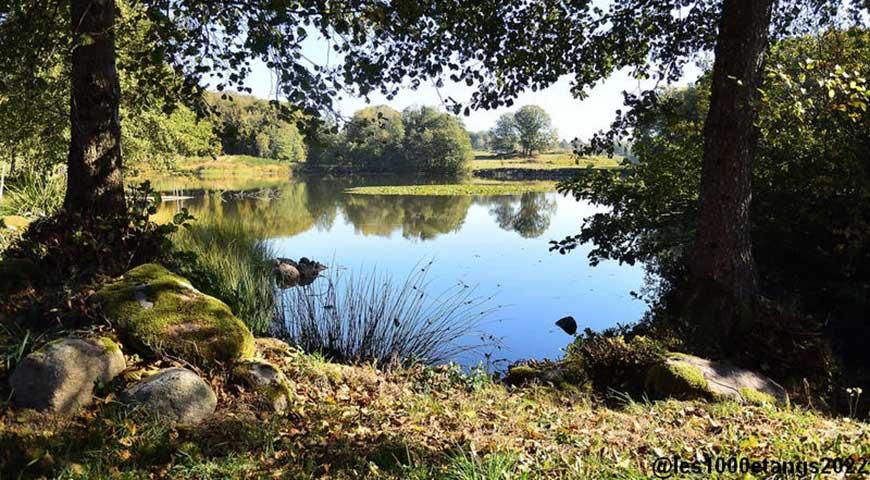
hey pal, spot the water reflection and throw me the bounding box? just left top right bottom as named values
left=484, top=193, right=558, bottom=238
left=158, top=181, right=557, bottom=240
left=155, top=178, right=646, bottom=364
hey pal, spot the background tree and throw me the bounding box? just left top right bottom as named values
left=513, top=105, right=557, bottom=157
left=468, top=131, right=491, bottom=151
left=344, top=106, right=405, bottom=171
left=400, top=106, right=472, bottom=176
left=489, top=113, right=518, bottom=156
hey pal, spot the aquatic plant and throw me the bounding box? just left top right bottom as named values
left=274, top=261, right=497, bottom=366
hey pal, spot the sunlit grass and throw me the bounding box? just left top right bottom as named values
left=170, top=217, right=276, bottom=335
left=471, top=151, right=623, bottom=170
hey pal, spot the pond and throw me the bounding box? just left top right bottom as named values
left=156, top=179, right=647, bottom=367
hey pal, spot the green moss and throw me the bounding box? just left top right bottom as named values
left=645, top=356, right=712, bottom=400
left=504, top=365, right=540, bottom=385
left=94, top=263, right=255, bottom=366
left=1, top=215, right=31, bottom=230
left=739, top=387, right=777, bottom=406
left=97, top=337, right=121, bottom=354
left=667, top=361, right=709, bottom=391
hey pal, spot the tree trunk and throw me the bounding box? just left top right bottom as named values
left=689, top=0, right=774, bottom=348
left=64, top=0, right=125, bottom=216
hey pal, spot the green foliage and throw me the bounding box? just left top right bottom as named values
left=169, top=218, right=277, bottom=336
left=402, top=106, right=473, bottom=175
left=554, top=30, right=870, bottom=409
left=565, top=330, right=667, bottom=397
left=122, top=105, right=220, bottom=173
left=489, top=113, right=518, bottom=156
left=207, top=92, right=306, bottom=163
left=344, top=105, right=406, bottom=171
left=0, top=181, right=193, bottom=292
left=468, top=131, right=491, bottom=151
left=512, top=105, right=557, bottom=156
left=0, top=166, right=66, bottom=218
left=304, top=105, right=472, bottom=175
left=488, top=106, right=556, bottom=157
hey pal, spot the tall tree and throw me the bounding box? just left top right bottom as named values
left=490, top=113, right=518, bottom=156
left=65, top=0, right=124, bottom=214
left=513, top=105, right=556, bottom=157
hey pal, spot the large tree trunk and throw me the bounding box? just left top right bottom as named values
left=689, top=0, right=774, bottom=349
left=64, top=0, right=125, bottom=216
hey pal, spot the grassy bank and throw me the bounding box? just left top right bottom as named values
left=130, top=155, right=294, bottom=191
left=471, top=152, right=623, bottom=171
left=1, top=347, right=866, bottom=479
left=344, top=182, right=555, bottom=196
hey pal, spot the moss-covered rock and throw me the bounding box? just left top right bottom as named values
left=645, top=353, right=788, bottom=406
left=94, top=263, right=254, bottom=366
left=233, top=359, right=293, bottom=413
left=1, top=215, right=31, bottom=231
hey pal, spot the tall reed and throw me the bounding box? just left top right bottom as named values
left=171, top=217, right=276, bottom=335
left=0, top=166, right=66, bottom=218
left=273, top=261, right=497, bottom=366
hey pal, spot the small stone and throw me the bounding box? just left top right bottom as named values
left=555, top=316, right=577, bottom=335
left=123, top=368, right=217, bottom=424
left=234, top=360, right=292, bottom=413
left=10, top=337, right=126, bottom=414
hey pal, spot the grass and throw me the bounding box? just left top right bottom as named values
left=1, top=347, right=867, bottom=479
left=273, top=261, right=497, bottom=366
left=0, top=166, right=66, bottom=218
left=170, top=217, right=277, bottom=335
left=344, top=182, right=555, bottom=196
left=471, top=151, right=623, bottom=171
left=130, top=154, right=293, bottom=192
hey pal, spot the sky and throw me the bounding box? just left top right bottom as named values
left=232, top=35, right=704, bottom=143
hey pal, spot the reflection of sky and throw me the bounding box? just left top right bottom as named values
left=269, top=192, right=647, bottom=367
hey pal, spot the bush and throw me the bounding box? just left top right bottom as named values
left=273, top=262, right=495, bottom=366
left=564, top=329, right=667, bottom=397
left=169, top=218, right=276, bottom=335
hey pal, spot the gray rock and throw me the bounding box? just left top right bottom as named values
left=10, top=337, right=125, bottom=414
left=274, top=257, right=326, bottom=288
left=233, top=360, right=292, bottom=413
left=646, top=353, right=789, bottom=406
left=123, top=368, right=217, bottom=424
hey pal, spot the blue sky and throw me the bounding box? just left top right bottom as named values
left=232, top=35, right=704, bottom=143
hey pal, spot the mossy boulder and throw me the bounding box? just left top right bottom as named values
left=233, top=359, right=293, bottom=413
left=94, top=263, right=255, bottom=366
left=1, top=215, right=31, bottom=231
left=646, top=353, right=788, bottom=406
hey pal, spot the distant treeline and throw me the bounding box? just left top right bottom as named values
left=205, top=93, right=306, bottom=163
left=306, top=105, right=473, bottom=176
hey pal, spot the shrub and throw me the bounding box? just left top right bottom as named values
left=564, top=329, right=666, bottom=397
left=273, top=262, right=496, bottom=366
left=169, top=218, right=276, bottom=335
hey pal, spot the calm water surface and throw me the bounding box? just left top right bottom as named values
left=158, top=179, right=647, bottom=366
